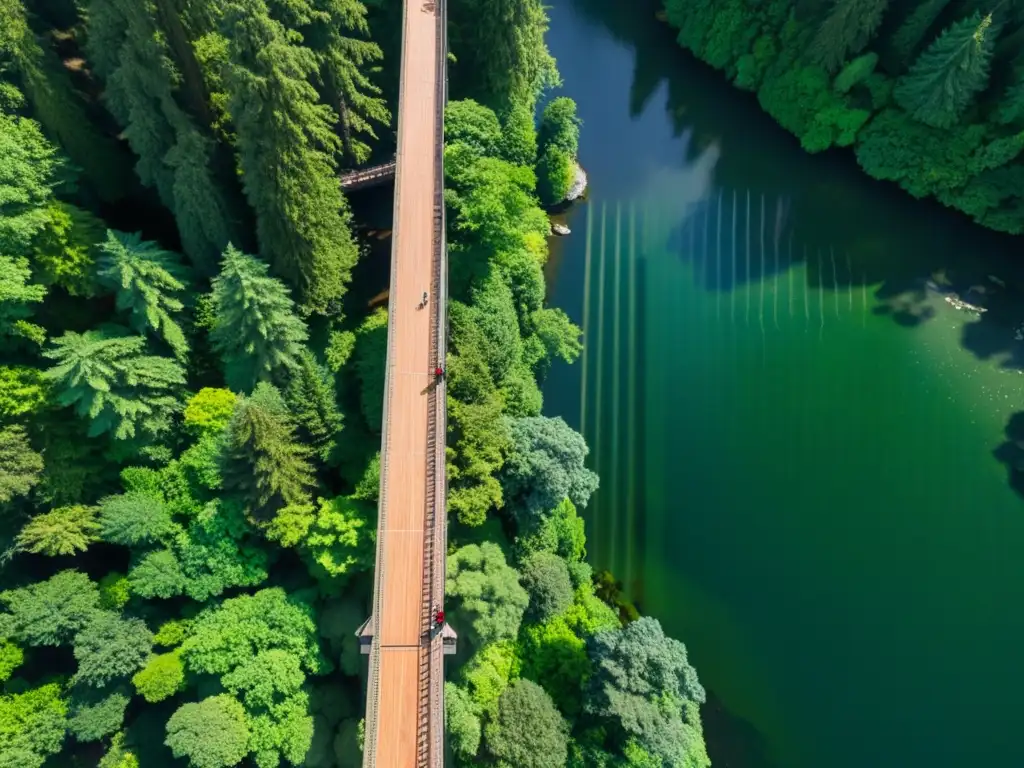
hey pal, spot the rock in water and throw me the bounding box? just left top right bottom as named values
left=552, top=223, right=571, bottom=236
left=565, top=162, right=588, bottom=202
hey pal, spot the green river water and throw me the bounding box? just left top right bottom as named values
left=541, top=2, right=1024, bottom=766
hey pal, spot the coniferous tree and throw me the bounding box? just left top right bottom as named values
left=0, top=111, right=61, bottom=258
left=96, top=230, right=189, bottom=359
left=886, top=0, right=953, bottom=70
left=285, top=349, right=343, bottom=464
left=86, top=0, right=234, bottom=271
left=809, top=0, right=891, bottom=73
left=42, top=329, right=186, bottom=441
left=996, top=76, right=1024, bottom=124
left=221, top=0, right=359, bottom=314
left=209, top=245, right=309, bottom=393
left=223, top=383, right=315, bottom=519
left=0, top=255, right=46, bottom=349
left=16, top=506, right=100, bottom=557
left=895, top=13, right=996, bottom=129
left=0, top=425, right=43, bottom=505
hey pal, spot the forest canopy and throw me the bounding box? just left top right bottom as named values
left=0, top=0, right=710, bottom=766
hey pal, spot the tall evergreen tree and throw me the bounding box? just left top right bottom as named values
left=209, top=245, right=309, bottom=393
left=221, top=0, right=359, bottom=314
left=86, top=0, right=234, bottom=271
left=886, top=0, right=953, bottom=71
left=0, top=255, right=46, bottom=349
left=809, top=0, right=890, bottom=73
left=42, top=329, right=186, bottom=441
left=222, top=383, right=315, bottom=519
left=0, top=111, right=60, bottom=258
left=96, top=230, right=189, bottom=359
left=895, top=13, right=997, bottom=129
left=0, top=425, right=43, bottom=505
left=285, top=349, right=343, bottom=464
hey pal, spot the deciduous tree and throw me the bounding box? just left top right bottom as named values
left=165, top=694, right=251, bottom=768
left=0, top=682, right=67, bottom=768
left=484, top=679, right=568, bottom=768
left=73, top=612, right=154, bottom=687
left=16, top=505, right=99, bottom=556
left=0, top=425, right=43, bottom=505
left=0, top=570, right=101, bottom=647
left=446, top=542, right=529, bottom=648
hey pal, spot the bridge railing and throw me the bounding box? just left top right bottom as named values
left=339, top=160, right=397, bottom=191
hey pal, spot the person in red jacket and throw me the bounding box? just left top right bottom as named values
left=434, top=367, right=444, bottom=379
left=435, top=608, right=445, bottom=627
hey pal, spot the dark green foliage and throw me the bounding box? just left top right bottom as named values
left=127, top=549, right=186, bottom=599
left=72, top=612, right=153, bottom=687
left=99, top=492, right=176, bottom=546
left=96, top=230, right=189, bottom=359
left=0, top=570, right=101, bottom=647
left=810, top=0, right=889, bottom=73
left=537, top=97, right=580, bottom=156
left=886, top=0, right=951, bottom=70
left=0, top=425, right=43, bottom=505
left=834, top=52, right=878, bottom=93
left=223, top=383, right=315, bottom=518
left=484, top=680, right=568, bottom=768
left=67, top=690, right=130, bottom=742
left=222, top=0, right=359, bottom=314
left=352, top=308, right=388, bottom=431
left=894, top=13, right=996, bottom=129
left=499, top=416, right=598, bottom=530
left=285, top=350, right=343, bottom=464
left=445, top=682, right=482, bottom=760
left=536, top=147, right=574, bottom=206
left=500, top=103, right=538, bottom=166
left=209, top=245, right=309, bottom=393
left=43, top=329, right=186, bottom=441
left=586, top=617, right=708, bottom=767
left=519, top=551, right=574, bottom=622
left=446, top=99, right=504, bottom=156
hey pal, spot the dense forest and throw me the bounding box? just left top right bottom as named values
left=0, top=0, right=710, bottom=767
left=662, top=0, right=1024, bottom=235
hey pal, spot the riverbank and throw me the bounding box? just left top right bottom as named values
left=660, top=0, right=1024, bottom=237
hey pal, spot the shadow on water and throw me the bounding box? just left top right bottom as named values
left=564, top=0, right=1024, bottom=368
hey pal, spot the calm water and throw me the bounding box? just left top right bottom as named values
left=542, top=1, right=1024, bottom=766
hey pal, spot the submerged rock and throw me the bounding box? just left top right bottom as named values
left=552, top=223, right=571, bottom=236
left=565, top=162, right=588, bottom=202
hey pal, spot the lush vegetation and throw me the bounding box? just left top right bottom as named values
left=0, top=0, right=710, bottom=767
left=663, top=0, right=1024, bottom=234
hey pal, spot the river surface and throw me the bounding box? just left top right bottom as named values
left=541, top=2, right=1024, bottom=766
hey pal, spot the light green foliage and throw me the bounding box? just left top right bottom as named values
left=0, top=682, right=67, bottom=768
left=209, top=245, right=309, bottom=392
left=0, top=366, right=48, bottom=421
left=222, top=649, right=304, bottom=709
left=537, top=97, right=580, bottom=157
left=0, top=112, right=61, bottom=259
left=461, top=641, right=516, bottom=714
left=518, top=612, right=590, bottom=716
left=352, top=308, right=388, bottom=431
left=809, top=0, right=889, bottom=73
left=0, top=570, right=101, bottom=646
left=86, top=0, right=233, bottom=271
left=520, top=551, right=573, bottom=622
left=223, top=383, right=315, bottom=518
left=222, top=0, right=358, bottom=313
left=500, top=103, right=538, bottom=166
left=499, top=415, right=598, bottom=531
left=43, top=329, right=185, bottom=441
left=586, top=617, right=708, bottom=767
left=447, top=542, right=529, bottom=648
left=99, top=573, right=131, bottom=610
left=270, top=495, right=375, bottom=582
left=0, top=642, right=22, bottom=682
left=96, top=230, right=189, bottom=359
left=154, top=619, right=190, bottom=648
left=536, top=147, right=574, bottom=206
left=99, top=492, right=176, bottom=546
left=31, top=202, right=104, bottom=297
left=16, top=505, right=99, bottom=556
left=179, top=588, right=327, bottom=677
left=446, top=100, right=503, bottom=157
left=484, top=679, right=568, bottom=768
left=0, top=254, right=46, bottom=348
left=0, top=425, right=43, bottom=505
left=133, top=651, right=186, bottom=703
left=518, top=498, right=586, bottom=562
left=285, top=350, right=343, bottom=464
left=165, top=695, right=251, bottom=768
left=445, top=682, right=482, bottom=761
left=324, top=329, right=355, bottom=373
left=834, top=52, right=878, bottom=94
left=73, top=612, right=154, bottom=687
left=68, top=689, right=131, bottom=742
left=184, top=388, right=237, bottom=436
left=894, top=13, right=995, bottom=129
left=99, top=732, right=139, bottom=768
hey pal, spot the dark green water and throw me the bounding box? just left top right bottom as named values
left=542, top=2, right=1024, bottom=767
